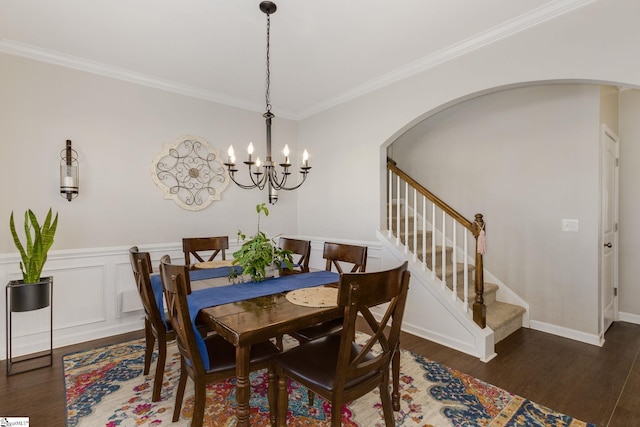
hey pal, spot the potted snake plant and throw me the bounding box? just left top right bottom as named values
left=8, top=208, right=58, bottom=312
left=231, top=203, right=293, bottom=282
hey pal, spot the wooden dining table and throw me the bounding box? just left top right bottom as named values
left=183, top=270, right=343, bottom=427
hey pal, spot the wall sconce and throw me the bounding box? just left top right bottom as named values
left=60, top=140, right=79, bottom=201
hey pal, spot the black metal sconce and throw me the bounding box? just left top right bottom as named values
left=60, top=140, right=79, bottom=201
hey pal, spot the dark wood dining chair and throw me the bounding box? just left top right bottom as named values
left=278, top=237, right=311, bottom=274
left=270, top=261, right=410, bottom=427
left=159, top=255, right=280, bottom=427
left=129, top=246, right=174, bottom=402
left=182, top=236, right=229, bottom=269
left=289, top=242, right=368, bottom=344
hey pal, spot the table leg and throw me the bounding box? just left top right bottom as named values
left=235, top=345, right=251, bottom=427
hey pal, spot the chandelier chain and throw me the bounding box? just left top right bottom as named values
left=265, top=13, right=272, bottom=113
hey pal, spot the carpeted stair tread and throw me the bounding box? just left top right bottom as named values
left=486, top=301, right=526, bottom=343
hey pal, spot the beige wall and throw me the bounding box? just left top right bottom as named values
left=618, top=90, right=640, bottom=318
left=296, top=0, right=640, bottom=338
left=390, top=84, right=601, bottom=334
left=0, top=53, right=300, bottom=253
left=600, top=85, right=619, bottom=134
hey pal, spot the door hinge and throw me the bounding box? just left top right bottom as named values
left=614, top=287, right=618, bottom=297
left=615, top=223, right=618, bottom=232
left=616, top=157, right=619, bottom=167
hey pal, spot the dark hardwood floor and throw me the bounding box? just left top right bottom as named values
left=2, top=322, right=639, bottom=426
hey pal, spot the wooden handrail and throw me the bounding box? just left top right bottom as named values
left=387, top=158, right=486, bottom=328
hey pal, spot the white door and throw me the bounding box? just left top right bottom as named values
left=601, top=125, right=619, bottom=334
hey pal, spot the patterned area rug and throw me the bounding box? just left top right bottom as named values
left=64, top=337, right=595, bottom=427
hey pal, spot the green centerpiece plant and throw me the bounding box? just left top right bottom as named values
left=232, top=203, right=293, bottom=282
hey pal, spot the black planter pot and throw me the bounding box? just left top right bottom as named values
left=8, top=277, right=52, bottom=312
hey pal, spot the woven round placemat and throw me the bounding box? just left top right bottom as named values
left=285, top=286, right=339, bottom=308
left=193, top=260, right=234, bottom=269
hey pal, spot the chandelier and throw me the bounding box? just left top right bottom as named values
left=224, top=1, right=311, bottom=205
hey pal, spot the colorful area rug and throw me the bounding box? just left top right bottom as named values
left=64, top=336, right=595, bottom=426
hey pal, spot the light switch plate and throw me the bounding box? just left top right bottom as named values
left=562, top=219, right=579, bottom=232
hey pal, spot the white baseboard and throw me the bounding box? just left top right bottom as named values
left=618, top=311, right=640, bottom=325
left=529, top=320, right=603, bottom=347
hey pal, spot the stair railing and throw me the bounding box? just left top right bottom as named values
left=387, top=158, right=487, bottom=328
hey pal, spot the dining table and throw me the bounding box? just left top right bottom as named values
left=150, top=266, right=343, bottom=427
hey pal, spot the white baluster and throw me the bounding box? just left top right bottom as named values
left=441, top=211, right=447, bottom=290
left=452, top=220, right=457, bottom=301
left=396, top=178, right=401, bottom=246
left=431, top=204, right=436, bottom=280
left=404, top=182, right=409, bottom=253
left=413, top=188, right=417, bottom=262
left=463, top=230, right=469, bottom=312
left=422, top=195, right=427, bottom=271
left=388, top=170, right=393, bottom=238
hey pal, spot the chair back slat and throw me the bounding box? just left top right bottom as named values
left=323, top=242, right=367, bottom=274
left=129, top=246, right=165, bottom=330
left=335, top=262, right=410, bottom=386
left=278, top=237, right=311, bottom=273
left=183, top=236, right=229, bottom=268
left=159, top=255, right=204, bottom=373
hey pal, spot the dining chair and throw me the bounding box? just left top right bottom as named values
left=278, top=237, right=311, bottom=274
left=159, top=255, right=280, bottom=427
left=289, top=242, right=368, bottom=344
left=129, top=246, right=174, bottom=402
left=182, top=236, right=229, bottom=269
left=270, top=261, right=410, bottom=427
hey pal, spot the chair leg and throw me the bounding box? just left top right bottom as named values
left=380, top=372, right=395, bottom=427
left=143, top=320, right=154, bottom=376
left=172, top=359, right=187, bottom=422
left=308, top=390, right=316, bottom=406
left=267, top=362, right=278, bottom=427
left=191, top=378, right=206, bottom=427
left=330, top=398, right=343, bottom=427
left=392, top=342, right=401, bottom=411
left=151, top=334, right=167, bottom=402
left=276, top=368, right=288, bottom=427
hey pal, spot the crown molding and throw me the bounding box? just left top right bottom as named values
left=0, top=0, right=594, bottom=121
left=297, top=0, right=596, bottom=119
left=0, top=39, right=282, bottom=116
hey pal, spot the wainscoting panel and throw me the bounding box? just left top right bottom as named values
left=0, top=239, right=381, bottom=360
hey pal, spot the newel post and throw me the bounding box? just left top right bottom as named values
left=473, top=214, right=486, bottom=328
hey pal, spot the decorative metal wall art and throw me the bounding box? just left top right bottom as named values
left=151, top=135, right=229, bottom=210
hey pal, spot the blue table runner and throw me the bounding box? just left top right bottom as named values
left=151, top=269, right=340, bottom=369
left=150, top=266, right=241, bottom=326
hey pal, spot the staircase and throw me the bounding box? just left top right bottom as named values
left=393, top=217, right=525, bottom=344
left=384, top=159, right=526, bottom=356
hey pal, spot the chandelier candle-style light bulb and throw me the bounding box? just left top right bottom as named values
left=223, top=1, right=312, bottom=204
left=227, top=145, right=235, bottom=164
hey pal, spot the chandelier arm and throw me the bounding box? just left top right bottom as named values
left=270, top=170, right=309, bottom=191
left=226, top=167, right=269, bottom=190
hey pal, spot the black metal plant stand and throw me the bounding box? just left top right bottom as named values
left=5, top=278, right=53, bottom=376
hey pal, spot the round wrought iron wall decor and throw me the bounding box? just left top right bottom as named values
left=151, top=135, right=230, bottom=210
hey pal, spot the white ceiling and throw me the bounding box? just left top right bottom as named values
left=0, top=0, right=592, bottom=119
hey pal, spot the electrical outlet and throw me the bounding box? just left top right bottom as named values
left=562, top=219, right=579, bottom=232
